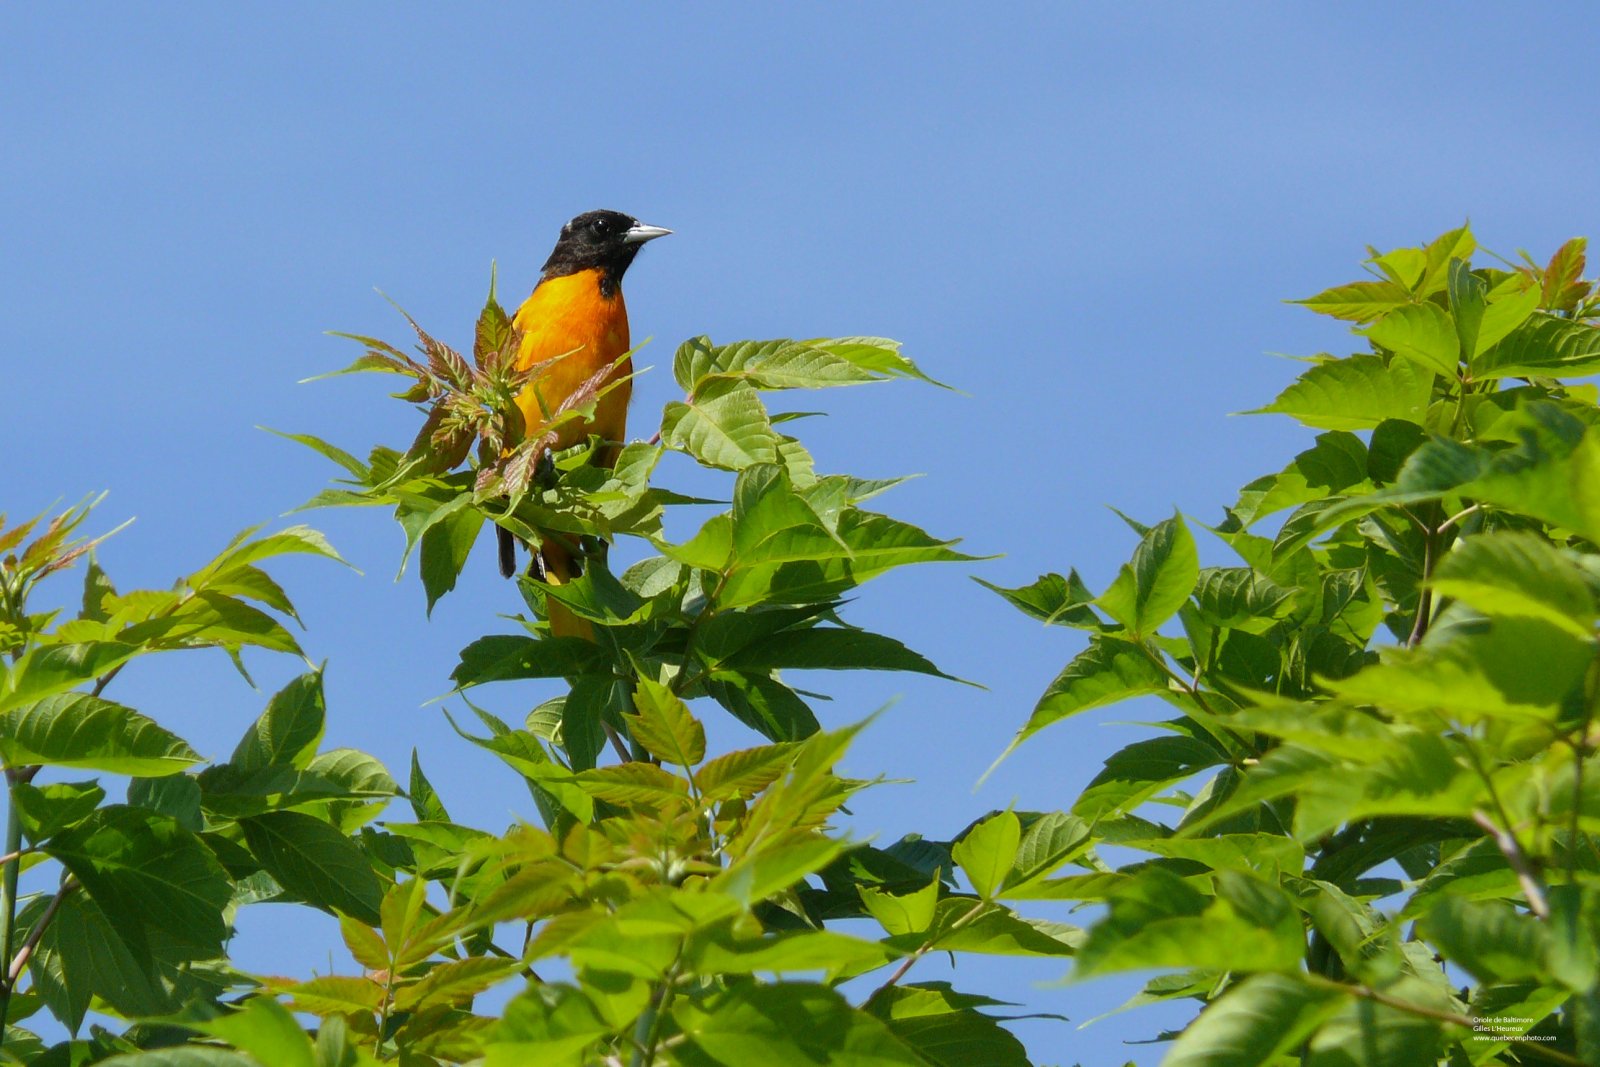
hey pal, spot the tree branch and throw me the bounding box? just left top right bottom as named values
left=7, top=878, right=77, bottom=986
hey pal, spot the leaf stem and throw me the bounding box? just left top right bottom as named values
left=1471, top=808, right=1549, bottom=920
left=868, top=898, right=988, bottom=1000
left=1303, top=975, right=1584, bottom=1066
left=1407, top=523, right=1436, bottom=647
left=6, top=877, right=77, bottom=987
left=0, top=768, right=27, bottom=1034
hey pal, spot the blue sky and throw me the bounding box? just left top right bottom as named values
left=5, top=4, right=1598, bottom=1063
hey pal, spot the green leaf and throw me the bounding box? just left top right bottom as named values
left=710, top=836, right=844, bottom=907
left=1302, top=977, right=1446, bottom=1066
left=1004, top=812, right=1093, bottom=889
left=238, top=811, right=384, bottom=924
left=126, top=774, right=203, bottom=831
left=1247, top=355, right=1432, bottom=431
left=46, top=805, right=231, bottom=958
left=1097, top=512, right=1199, bottom=636
left=1475, top=273, right=1542, bottom=356
left=685, top=466, right=977, bottom=609
left=1474, top=312, right=1600, bottom=379
left=888, top=898, right=1081, bottom=957
left=559, top=673, right=613, bottom=772
left=1417, top=897, right=1563, bottom=985
left=304, top=747, right=398, bottom=830
left=674, top=335, right=939, bottom=394
left=484, top=984, right=610, bottom=1065
left=1072, top=869, right=1305, bottom=978
left=190, top=524, right=347, bottom=583
left=121, top=590, right=303, bottom=657
left=675, top=983, right=926, bottom=1067
left=0, top=693, right=200, bottom=776
left=0, top=642, right=138, bottom=714
left=572, top=762, right=689, bottom=806
left=13, top=781, right=104, bottom=842
left=451, top=635, right=608, bottom=687
left=1073, top=735, right=1226, bottom=820
left=1292, top=280, right=1413, bottom=322
left=189, top=996, right=318, bottom=1067
left=275, top=974, right=385, bottom=1015
left=689, top=927, right=896, bottom=979
left=629, top=677, right=706, bottom=766
left=1330, top=617, right=1591, bottom=725
left=706, top=670, right=821, bottom=742
left=861, top=873, right=941, bottom=936
left=1429, top=531, right=1596, bottom=638
left=394, top=956, right=522, bottom=1012
left=723, top=627, right=967, bottom=683
left=865, top=985, right=1033, bottom=1067
left=1448, top=259, right=1488, bottom=359
left=674, top=336, right=879, bottom=393
left=339, top=915, right=388, bottom=971
left=976, top=570, right=1101, bottom=629
left=96, top=1047, right=260, bottom=1066
left=997, top=636, right=1168, bottom=755
left=696, top=743, right=797, bottom=800
left=379, top=876, right=428, bottom=958
left=1162, top=973, right=1346, bottom=1067
left=230, top=670, right=325, bottom=772
left=408, top=749, right=451, bottom=823
left=264, top=427, right=370, bottom=479
left=419, top=502, right=484, bottom=613
left=1229, top=431, right=1371, bottom=528
left=660, top=378, right=781, bottom=470
left=952, top=812, right=1021, bottom=900
left=28, top=890, right=175, bottom=1027
left=1363, top=302, right=1460, bottom=376
left=1191, top=568, right=1296, bottom=629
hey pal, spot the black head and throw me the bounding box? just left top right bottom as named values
left=541, top=209, right=671, bottom=294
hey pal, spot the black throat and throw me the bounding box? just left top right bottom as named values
left=540, top=218, right=645, bottom=299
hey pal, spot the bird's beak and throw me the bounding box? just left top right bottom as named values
left=622, top=222, right=673, bottom=244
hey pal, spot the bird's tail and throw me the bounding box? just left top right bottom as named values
left=497, top=526, right=518, bottom=578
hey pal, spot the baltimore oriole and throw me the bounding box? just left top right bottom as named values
left=495, top=210, right=670, bottom=631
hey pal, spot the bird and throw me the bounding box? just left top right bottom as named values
left=495, top=209, right=670, bottom=634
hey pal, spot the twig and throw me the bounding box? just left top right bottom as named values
left=869, top=898, right=988, bottom=999
left=1305, top=976, right=1586, bottom=1067
left=1407, top=525, right=1436, bottom=647
left=603, top=722, right=633, bottom=765
left=1472, top=809, right=1549, bottom=920
left=7, top=878, right=77, bottom=985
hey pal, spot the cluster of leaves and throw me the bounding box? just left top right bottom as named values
left=263, top=702, right=1079, bottom=1066
left=986, top=228, right=1600, bottom=1065
left=241, top=285, right=1072, bottom=1065
left=0, top=278, right=1077, bottom=1065
left=0, top=506, right=404, bottom=1062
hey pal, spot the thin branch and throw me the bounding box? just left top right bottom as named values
left=1407, top=525, right=1436, bottom=647
left=603, top=722, right=633, bottom=765
left=1436, top=504, right=1482, bottom=536
left=1472, top=808, right=1549, bottom=920
left=1304, top=974, right=1585, bottom=1067
left=869, top=898, right=988, bottom=1000
left=7, top=878, right=77, bottom=985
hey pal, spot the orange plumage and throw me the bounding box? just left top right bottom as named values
left=496, top=210, right=669, bottom=638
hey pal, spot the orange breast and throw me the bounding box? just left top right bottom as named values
left=511, top=268, right=632, bottom=455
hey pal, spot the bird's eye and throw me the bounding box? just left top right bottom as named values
left=590, top=217, right=609, bottom=234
